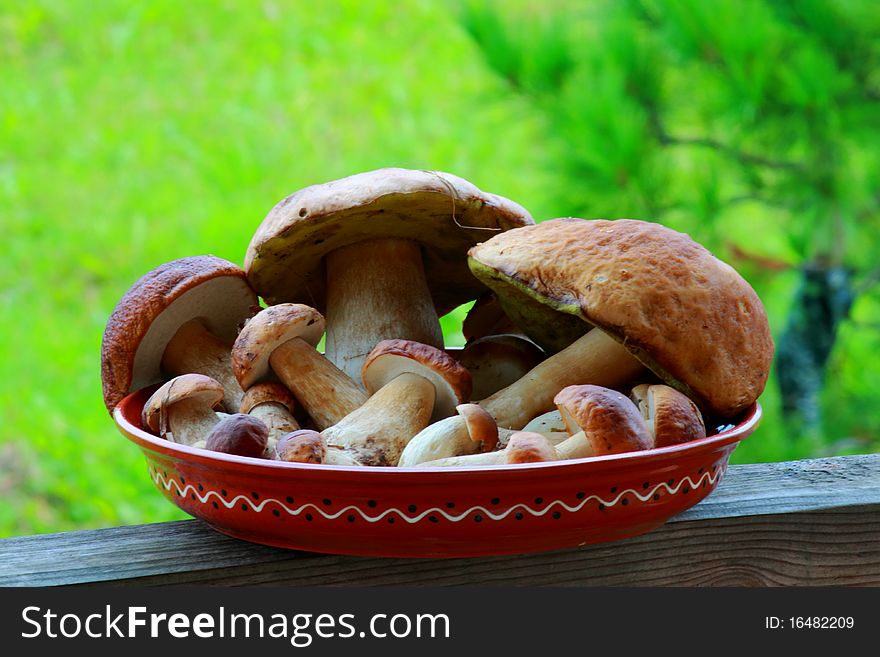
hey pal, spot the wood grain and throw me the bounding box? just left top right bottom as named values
left=1, top=454, right=877, bottom=587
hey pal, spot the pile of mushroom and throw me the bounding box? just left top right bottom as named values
left=102, top=168, right=774, bottom=465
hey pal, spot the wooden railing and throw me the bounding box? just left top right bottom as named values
left=1, top=454, right=878, bottom=586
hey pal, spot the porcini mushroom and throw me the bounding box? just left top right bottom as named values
left=553, top=385, right=653, bottom=459
left=399, top=218, right=773, bottom=465
left=320, top=339, right=472, bottom=466
left=142, top=373, right=224, bottom=447
left=244, top=168, right=534, bottom=382
left=101, top=255, right=258, bottom=413
left=630, top=383, right=706, bottom=447
left=456, top=334, right=545, bottom=401
left=274, top=429, right=363, bottom=466
left=417, top=432, right=557, bottom=468
left=204, top=413, right=269, bottom=458
left=231, top=303, right=368, bottom=430
left=240, top=383, right=300, bottom=455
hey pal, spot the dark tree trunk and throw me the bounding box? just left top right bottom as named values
left=776, top=263, right=855, bottom=431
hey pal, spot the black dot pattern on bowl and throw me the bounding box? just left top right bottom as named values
left=190, top=493, right=196, bottom=501
left=221, top=489, right=228, bottom=497
left=515, top=512, right=523, bottom=520
left=552, top=511, right=561, bottom=519
left=240, top=504, right=248, bottom=511
left=653, top=494, right=660, bottom=501
left=272, top=509, right=280, bottom=517
left=491, top=498, right=500, bottom=505
left=212, top=502, right=218, bottom=509
left=534, top=497, right=543, bottom=505
left=682, top=486, right=690, bottom=494
left=368, top=500, right=377, bottom=508
left=474, top=514, right=483, bottom=522
left=667, top=479, right=674, bottom=486
left=388, top=517, right=395, bottom=524
left=446, top=502, right=455, bottom=509
left=322, top=498, right=332, bottom=506
left=598, top=503, right=606, bottom=511
left=251, top=492, right=260, bottom=500
left=180, top=477, right=186, bottom=486
left=610, top=487, right=617, bottom=493
left=306, top=514, right=313, bottom=521
left=621, top=498, right=629, bottom=506
left=408, top=504, right=417, bottom=513
left=347, top=515, right=355, bottom=523
left=642, top=482, right=649, bottom=489
left=286, top=496, right=294, bottom=504
left=576, top=492, right=585, bottom=500
left=429, top=516, right=439, bottom=523
left=197, top=484, right=204, bottom=492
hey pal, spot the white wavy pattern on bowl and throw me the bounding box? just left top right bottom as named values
left=149, top=464, right=726, bottom=524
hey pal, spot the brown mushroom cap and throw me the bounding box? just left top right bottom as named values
left=503, top=432, right=558, bottom=464
left=631, top=383, right=706, bottom=447
left=231, top=303, right=325, bottom=390
left=554, top=385, right=653, bottom=456
left=361, top=339, right=472, bottom=421
left=243, top=168, right=534, bottom=313
left=275, top=429, right=326, bottom=464
left=455, top=403, right=499, bottom=452
left=142, top=373, right=225, bottom=434
left=240, top=382, right=297, bottom=415
left=468, top=218, right=775, bottom=418
left=205, top=413, right=269, bottom=457
left=101, top=255, right=258, bottom=413
left=456, top=334, right=545, bottom=400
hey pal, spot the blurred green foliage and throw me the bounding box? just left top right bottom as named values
left=0, top=0, right=877, bottom=537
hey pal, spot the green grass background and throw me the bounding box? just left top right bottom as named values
left=0, top=0, right=875, bottom=537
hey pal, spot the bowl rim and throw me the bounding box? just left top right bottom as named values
left=114, top=386, right=761, bottom=478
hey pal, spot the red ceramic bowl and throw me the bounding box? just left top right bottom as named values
left=114, top=386, right=760, bottom=558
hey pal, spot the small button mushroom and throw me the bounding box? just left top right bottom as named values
left=240, top=383, right=300, bottom=456
left=630, top=383, right=706, bottom=447
left=455, top=403, right=499, bottom=453
left=142, top=374, right=225, bottom=447
left=553, top=385, right=653, bottom=459
left=320, top=339, right=472, bottom=466
left=274, top=429, right=363, bottom=466
left=204, top=413, right=269, bottom=458
left=101, top=255, right=258, bottom=414
left=231, top=303, right=368, bottom=430
left=417, top=432, right=557, bottom=467
left=456, top=334, right=545, bottom=401
left=244, top=168, right=534, bottom=382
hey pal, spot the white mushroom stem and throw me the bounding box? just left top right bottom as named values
left=161, top=319, right=243, bottom=412
left=324, top=238, right=444, bottom=383
left=267, top=337, right=368, bottom=430
left=497, top=426, right=570, bottom=449
left=554, top=431, right=593, bottom=460
left=321, top=372, right=435, bottom=466
left=417, top=432, right=557, bottom=468
left=248, top=401, right=299, bottom=454
left=155, top=398, right=220, bottom=447
left=398, top=329, right=644, bottom=466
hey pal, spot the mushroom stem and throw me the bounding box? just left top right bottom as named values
left=248, top=402, right=299, bottom=453
left=164, top=400, right=221, bottom=447
left=325, top=238, right=444, bottom=383
left=161, top=319, right=243, bottom=412
left=417, top=432, right=557, bottom=468
left=321, top=372, right=435, bottom=466
left=398, top=328, right=644, bottom=465
left=554, top=431, right=593, bottom=460
left=268, top=337, right=368, bottom=430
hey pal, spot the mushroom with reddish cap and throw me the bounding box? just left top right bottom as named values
left=630, top=383, right=706, bottom=447
left=101, top=255, right=258, bottom=413
left=142, top=373, right=225, bottom=447
left=397, top=218, right=775, bottom=465
left=456, top=334, right=544, bottom=401
left=417, top=432, right=557, bottom=468
left=240, top=383, right=300, bottom=455
left=204, top=413, right=269, bottom=458
left=553, top=385, right=653, bottom=459
left=231, top=303, right=368, bottom=430
left=243, top=168, right=534, bottom=382
left=274, top=429, right=363, bottom=466
left=320, top=339, right=472, bottom=466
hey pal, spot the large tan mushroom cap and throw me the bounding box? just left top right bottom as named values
left=101, top=255, right=258, bottom=413
left=468, top=218, right=775, bottom=418
left=243, top=168, right=534, bottom=313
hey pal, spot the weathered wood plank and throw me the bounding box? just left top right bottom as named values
left=0, top=454, right=877, bottom=587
